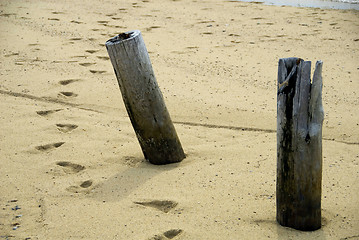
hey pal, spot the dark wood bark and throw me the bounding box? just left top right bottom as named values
left=277, top=58, right=324, bottom=231
left=106, top=30, right=185, bottom=165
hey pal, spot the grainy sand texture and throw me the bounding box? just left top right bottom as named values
left=0, top=0, right=358, bottom=239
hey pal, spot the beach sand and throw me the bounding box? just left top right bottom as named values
left=0, top=0, right=358, bottom=239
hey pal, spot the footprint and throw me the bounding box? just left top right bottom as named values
left=123, top=156, right=145, bottom=167
left=0, top=13, right=16, bottom=17
left=251, top=17, right=265, bottom=20
left=163, top=229, right=183, bottom=239
left=79, top=62, right=96, bottom=67
left=35, top=142, right=65, bottom=151
left=197, top=20, right=214, bottom=24
left=171, top=51, right=187, bottom=55
left=89, top=70, right=106, bottom=74
left=134, top=200, right=178, bottom=213
left=71, top=55, right=87, bottom=59
left=70, top=20, right=83, bottom=24
left=69, top=37, right=82, bottom=41
left=58, top=79, right=80, bottom=85
left=59, top=92, right=78, bottom=97
left=48, top=18, right=60, bottom=21
left=36, top=109, right=62, bottom=116
left=323, top=38, right=336, bottom=41
left=56, top=161, right=85, bottom=174
left=97, top=56, right=110, bottom=61
left=85, top=50, right=99, bottom=54
left=28, top=43, right=40, bottom=47
left=56, top=123, right=78, bottom=133
left=149, top=229, right=183, bottom=240
left=80, top=180, right=93, bottom=188
left=66, top=180, right=93, bottom=193
left=146, top=26, right=161, bottom=31
left=4, top=52, right=19, bottom=57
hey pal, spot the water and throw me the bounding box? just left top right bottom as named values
left=238, top=0, right=359, bottom=10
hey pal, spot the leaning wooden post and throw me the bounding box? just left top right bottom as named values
left=106, top=30, right=185, bottom=165
left=276, top=58, right=324, bottom=231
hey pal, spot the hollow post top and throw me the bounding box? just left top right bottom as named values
left=106, top=30, right=141, bottom=46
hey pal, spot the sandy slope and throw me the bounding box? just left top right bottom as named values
left=0, top=0, right=358, bottom=239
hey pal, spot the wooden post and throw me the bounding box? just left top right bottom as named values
left=106, top=30, right=185, bottom=165
left=276, top=58, right=324, bottom=231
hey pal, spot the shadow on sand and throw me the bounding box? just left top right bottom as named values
left=88, top=156, right=181, bottom=202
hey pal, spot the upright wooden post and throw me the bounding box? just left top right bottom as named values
left=106, top=30, right=185, bottom=165
left=276, top=58, right=324, bottom=231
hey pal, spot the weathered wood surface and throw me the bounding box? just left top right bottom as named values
left=277, top=58, right=324, bottom=231
left=106, top=30, right=185, bottom=165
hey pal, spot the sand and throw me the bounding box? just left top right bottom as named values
left=0, top=0, right=358, bottom=239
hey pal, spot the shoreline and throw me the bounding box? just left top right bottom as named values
left=237, top=0, right=359, bottom=10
